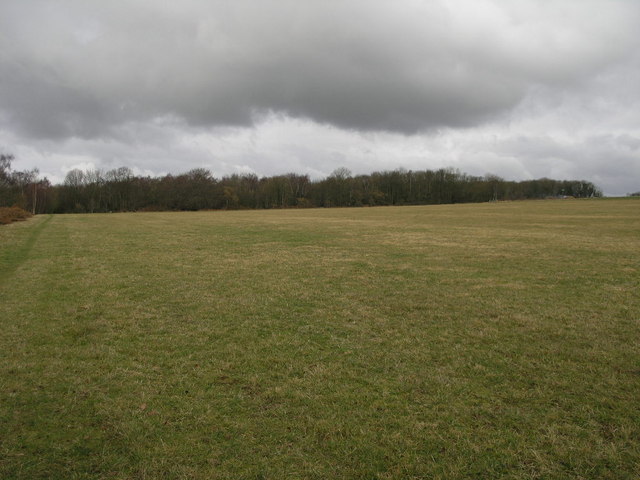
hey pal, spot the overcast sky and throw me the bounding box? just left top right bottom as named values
left=1, top=0, right=639, bottom=195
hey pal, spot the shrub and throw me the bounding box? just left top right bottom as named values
left=0, top=206, right=33, bottom=225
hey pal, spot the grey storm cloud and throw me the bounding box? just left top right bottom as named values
left=2, top=0, right=639, bottom=139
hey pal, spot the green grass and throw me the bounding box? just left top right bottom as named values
left=1, top=199, right=639, bottom=479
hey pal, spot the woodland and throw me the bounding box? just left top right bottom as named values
left=1, top=153, right=601, bottom=215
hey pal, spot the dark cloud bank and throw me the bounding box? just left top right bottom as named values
left=1, top=1, right=639, bottom=194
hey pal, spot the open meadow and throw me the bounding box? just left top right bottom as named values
left=1, top=199, right=639, bottom=479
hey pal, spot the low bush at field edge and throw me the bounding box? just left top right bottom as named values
left=0, top=206, right=32, bottom=225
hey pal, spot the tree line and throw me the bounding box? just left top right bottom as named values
left=1, top=154, right=47, bottom=214
left=1, top=154, right=602, bottom=214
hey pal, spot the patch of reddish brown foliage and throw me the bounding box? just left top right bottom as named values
left=0, top=206, right=32, bottom=225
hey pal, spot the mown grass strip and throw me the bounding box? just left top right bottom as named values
left=0, top=214, right=52, bottom=284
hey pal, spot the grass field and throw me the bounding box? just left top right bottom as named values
left=1, top=199, right=639, bottom=479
